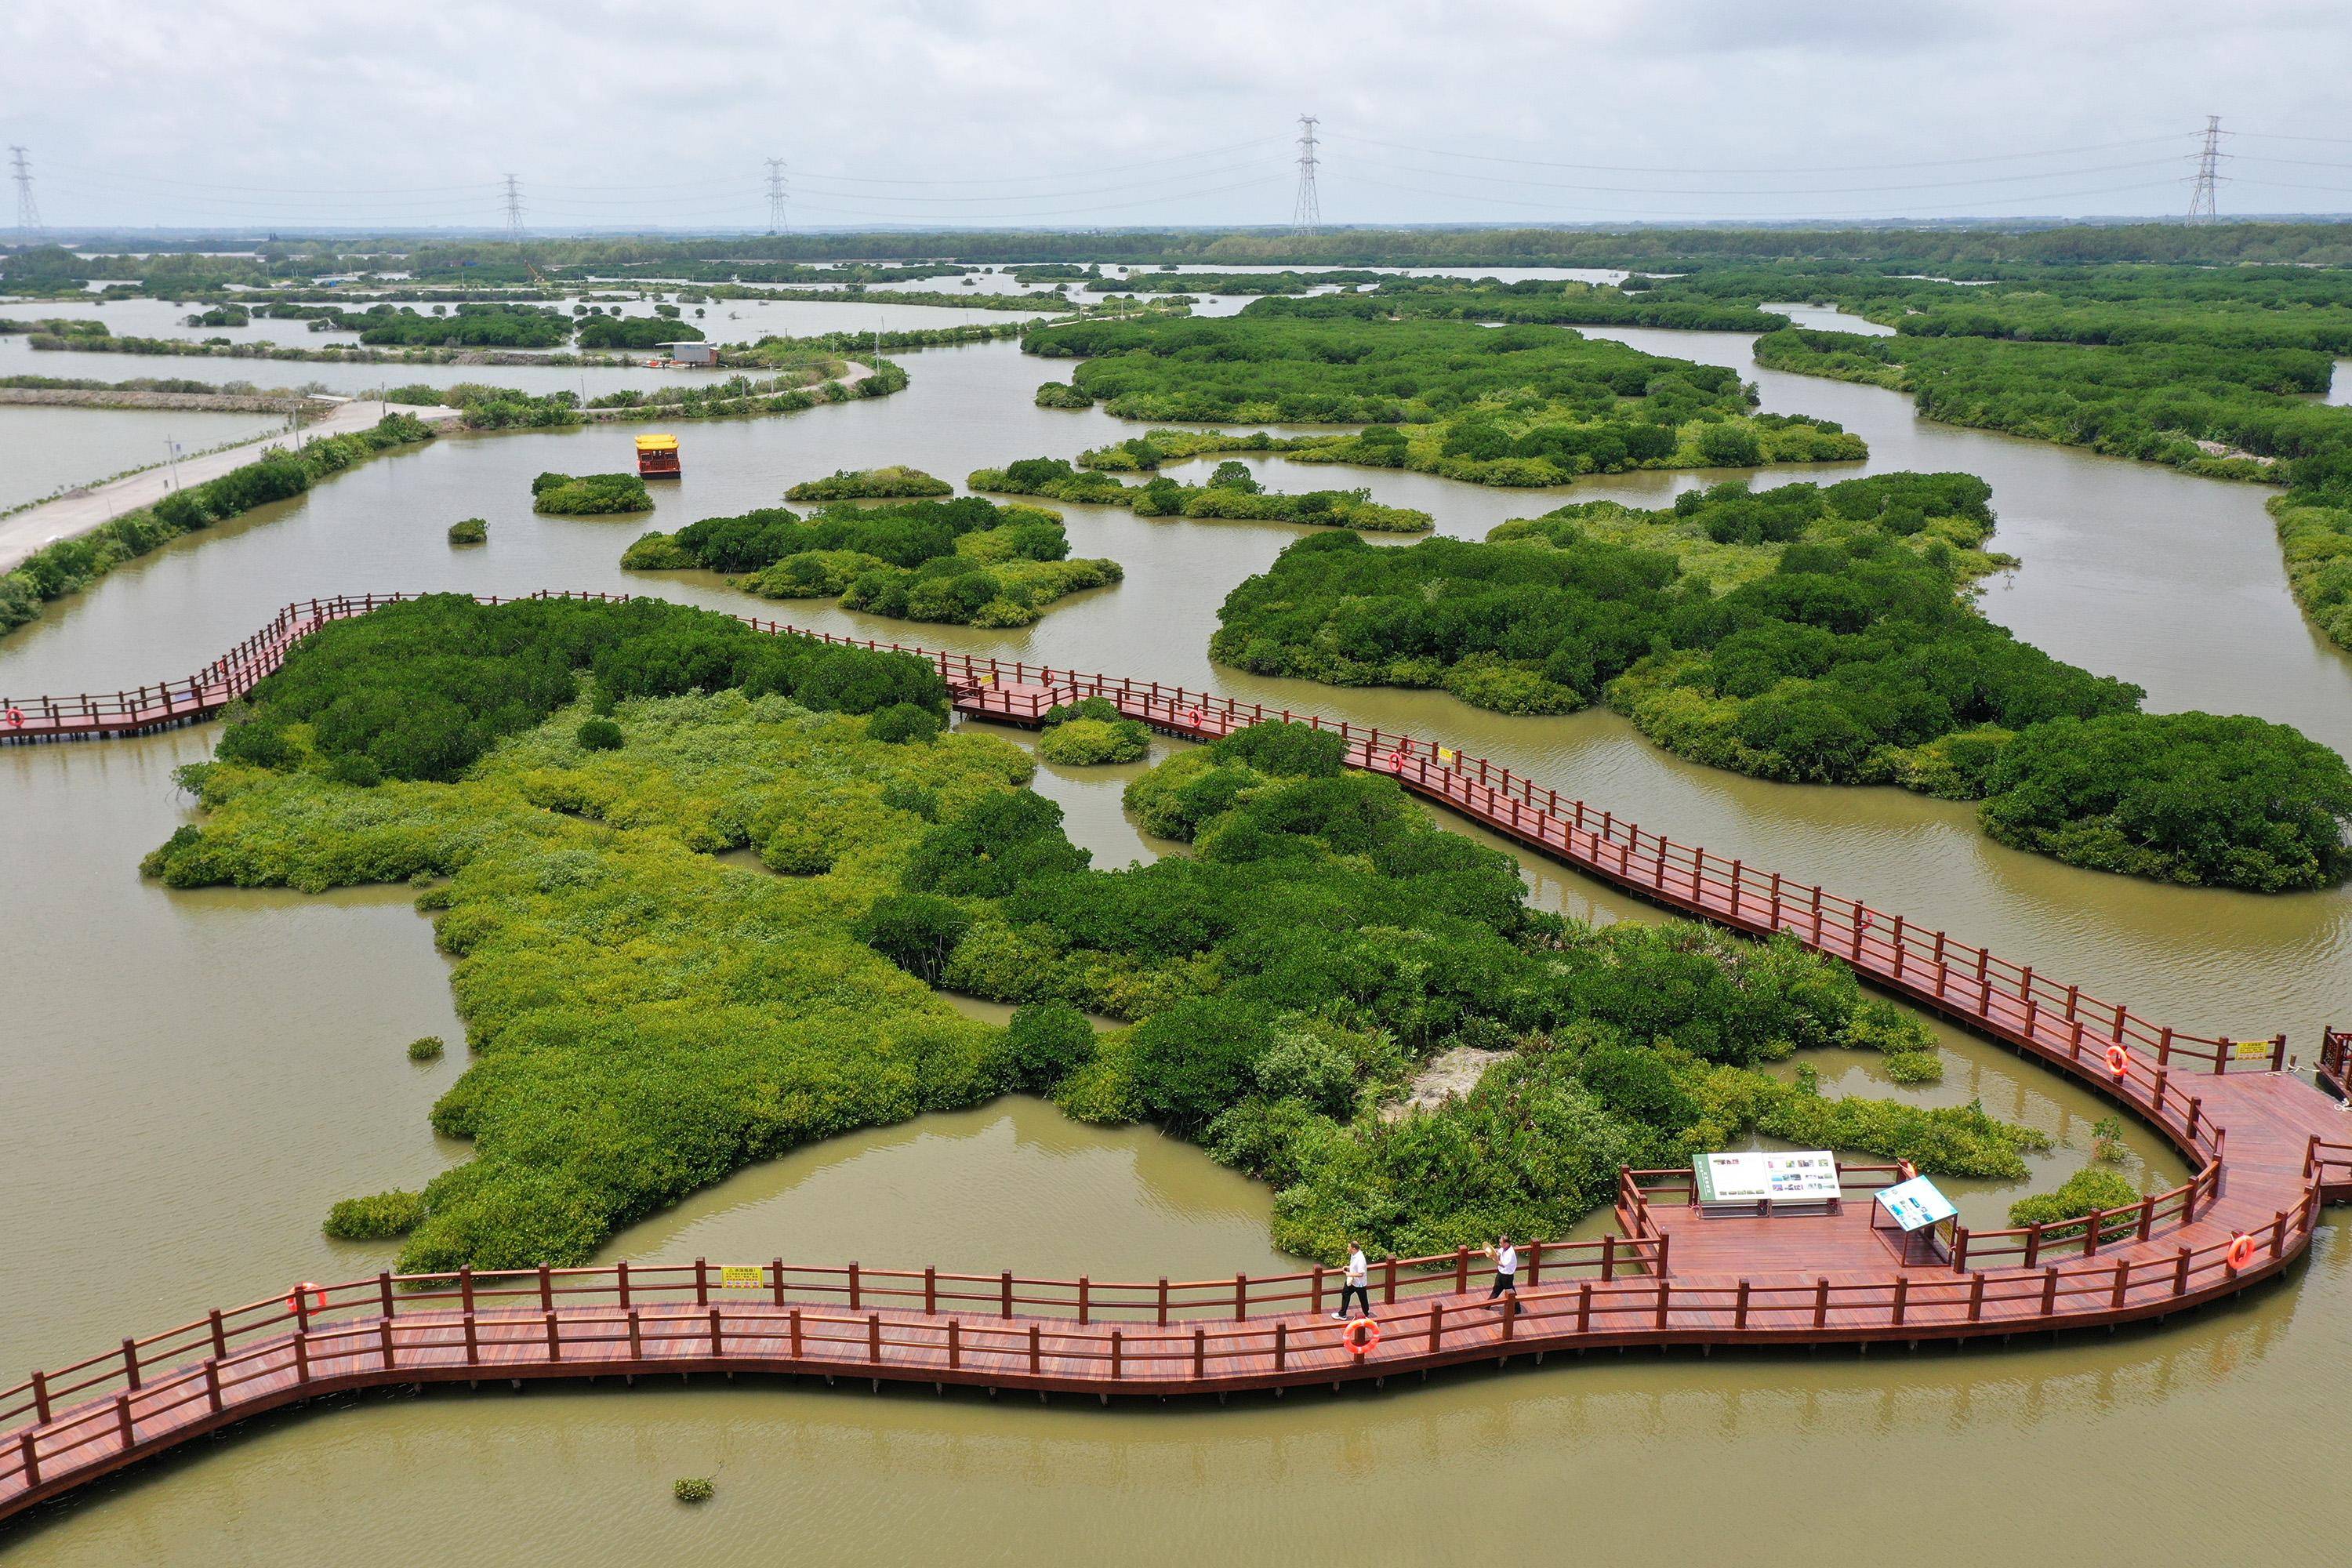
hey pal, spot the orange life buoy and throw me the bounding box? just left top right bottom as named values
left=2105, top=1044, right=2129, bottom=1078
left=3, top=707, right=21, bottom=729
left=286, top=1282, right=328, bottom=1315
left=2226, top=1233, right=2256, bottom=1272
left=1341, top=1316, right=1382, bottom=1356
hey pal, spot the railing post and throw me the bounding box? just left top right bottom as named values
left=115, top=1393, right=135, bottom=1450
left=1192, top=1327, right=1206, bottom=1381
left=1029, top=1324, right=1041, bottom=1374
left=464, top=1310, right=480, bottom=1366
left=709, top=1308, right=724, bottom=1358
left=1079, top=1276, right=1090, bottom=1327
left=1384, top=1256, right=1399, bottom=1306
left=695, top=1258, right=708, bottom=1307
left=1235, top=1273, right=1247, bottom=1322
left=924, top=1266, right=936, bottom=1316
left=1275, top=1319, right=1288, bottom=1372
left=1001, top=1270, right=1014, bottom=1319
left=2174, top=1247, right=2192, bottom=1296
left=539, top=1264, right=554, bottom=1312
left=1967, top=1274, right=1985, bottom=1322
left=545, top=1309, right=561, bottom=1363
left=2040, top=1265, right=2060, bottom=1316
left=122, top=1338, right=141, bottom=1392
left=1602, top=1234, right=1616, bottom=1282
left=31, top=1368, right=51, bottom=1425
left=1110, top=1329, right=1123, bottom=1381
left=1813, top=1278, right=1828, bottom=1330
left=1891, top=1276, right=1907, bottom=1328
left=848, top=1261, right=860, bottom=1312
left=868, top=1314, right=882, bottom=1364
left=460, top=1265, right=474, bottom=1317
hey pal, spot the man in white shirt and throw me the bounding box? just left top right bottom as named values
left=1330, top=1241, right=1372, bottom=1320
left=1486, top=1236, right=1519, bottom=1307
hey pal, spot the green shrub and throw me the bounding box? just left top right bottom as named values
left=628, top=495, right=1120, bottom=627
left=577, top=718, right=624, bottom=751
left=867, top=702, right=942, bottom=744
left=324, top=1189, right=427, bottom=1240
left=2006, top=1167, right=2143, bottom=1239
left=1037, top=717, right=1149, bottom=766
left=999, top=1002, right=1097, bottom=1092
left=673, top=1477, right=714, bottom=1503
left=1034, top=381, right=1093, bottom=408
left=408, top=1035, right=446, bottom=1061
left=784, top=465, right=951, bottom=501
left=532, top=472, right=652, bottom=516
left=855, top=893, right=972, bottom=983
left=1977, top=711, right=2352, bottom=890
left=196, top=595, right=947, bottom=784
left=447, top=517, right=488, bottom=545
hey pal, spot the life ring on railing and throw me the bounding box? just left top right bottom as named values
left=1341, top=1316, right=1382, bottom=1356
left=2227, top=1233, right=2256, bottom=1272
left=2105, top=1044, right=2130, bottom=1078
left=286, top=1281, right=328, bottom=1315
left=3, top=706, right=22, bottom=729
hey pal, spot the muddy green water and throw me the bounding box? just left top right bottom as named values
left=0, top=405, right=289, bottom=511
left=3, top=310, right=2350, bottom=1563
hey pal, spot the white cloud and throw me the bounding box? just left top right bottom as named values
left=6, top=0, right=2349, bottom=230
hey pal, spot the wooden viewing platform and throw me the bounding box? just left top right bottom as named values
left=5, top=590, right=2350, bottom=1524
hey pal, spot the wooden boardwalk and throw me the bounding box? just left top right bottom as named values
left=5, top=590, right=2350, bottom=1523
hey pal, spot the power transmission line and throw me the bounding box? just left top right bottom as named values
left=1323, top=129, right=2198, bottom=176
left=1291, top=114, right=1320, bottom=232
left=2188, top=114, right=2223, bottom=220
left=764, top=158, right=789, bottom=233
left=502, top=172, right=525, bottom=234
left=9, top=146, right=38, bottom=233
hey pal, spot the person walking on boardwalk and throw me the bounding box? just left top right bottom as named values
left=1331, top=1240, right=1372, bottom=1320
left=1486, top=1236, right=1519, bottom=1307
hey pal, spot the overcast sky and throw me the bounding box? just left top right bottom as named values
left=7, top=0, right=2350, bottom=233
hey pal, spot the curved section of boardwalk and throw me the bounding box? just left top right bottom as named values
left=6, top=590, right=2351, bottom=1525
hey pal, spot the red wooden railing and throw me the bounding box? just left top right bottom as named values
left=2319, top=1026, right=2352, bottom=1102
left=1, top=1174, right=2329, bottom=1515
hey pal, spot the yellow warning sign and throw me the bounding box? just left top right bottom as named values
left=1437, top=746, right=1457, bottom=764
left=719, top=1265, right=764, bottom=1290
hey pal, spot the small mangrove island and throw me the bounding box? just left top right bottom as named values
left=622, top=494, right=1121, bottom=626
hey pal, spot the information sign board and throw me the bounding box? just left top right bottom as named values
left=1692, top=1149, right=1841, bottom=1205
left=1874, top=1175, right=1959, bottom=1233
